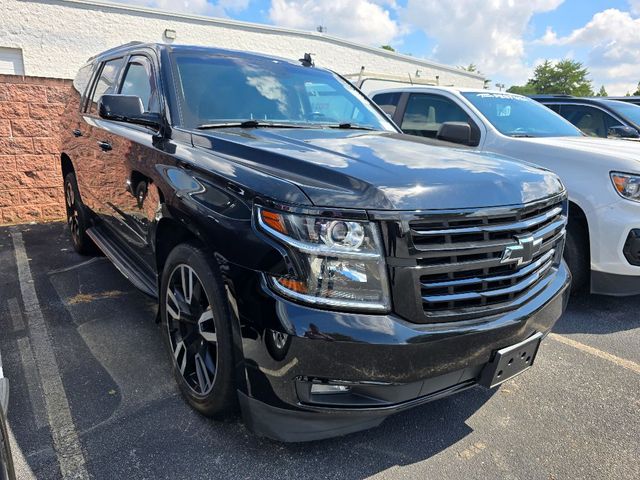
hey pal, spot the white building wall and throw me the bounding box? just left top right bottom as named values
left=0, top=0, right=484, bottom=87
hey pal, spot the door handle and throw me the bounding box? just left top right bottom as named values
left=72, top=129, right=82, bottom=137
left=97, top=140, right=112, bottom=152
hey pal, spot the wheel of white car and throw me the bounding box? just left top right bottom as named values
left=564, top=221, right=589, bottom=293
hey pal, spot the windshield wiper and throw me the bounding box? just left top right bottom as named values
left=196, top=120, right=308, bottom=130
left=509, top=133, right=537, bottom=138
left=330, top=123, right=378, bottom=131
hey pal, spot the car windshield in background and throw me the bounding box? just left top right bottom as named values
left=601, top=100, right=640, bottom=125
left=172, top=54, right=395, bottom=131
left=462, top=92, right=582, bottom=138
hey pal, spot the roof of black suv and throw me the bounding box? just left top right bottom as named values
left=529, top=94, right=639, bottom=112
left=88, top=42, right=308, bottom=69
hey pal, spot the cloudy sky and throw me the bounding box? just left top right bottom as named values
left=113, top=0, right=640, bottom=95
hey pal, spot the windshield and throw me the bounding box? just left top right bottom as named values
left=171, top=53, right=396, bottom=131
left=601, top=100, right=640, bottom=126
left=462, top=92, right=582, bottom=137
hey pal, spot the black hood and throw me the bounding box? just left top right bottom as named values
left=192, top=129, right=564, bottom=210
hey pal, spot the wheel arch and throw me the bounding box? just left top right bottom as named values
left=568, top=200, right=589, bottom=237
left=153, top=213, right=247, bottom=392
left=61, top=152, right=74, bottom=178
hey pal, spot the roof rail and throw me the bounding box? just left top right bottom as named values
left=86, top=41, right=146, bottom=62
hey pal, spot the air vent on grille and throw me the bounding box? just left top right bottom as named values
left=409, top=198, right=566, bottom=322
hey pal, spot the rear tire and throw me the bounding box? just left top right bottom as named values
left=160, top=243, right=237, bottom=418
left=564, top=220, right=589, bottom=293
left=64, top=172, right=95, bottom=255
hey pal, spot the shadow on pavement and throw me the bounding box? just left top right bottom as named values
left=553, top=290, right=640, bottom=335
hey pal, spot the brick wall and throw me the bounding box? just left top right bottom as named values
left=0, top=74, right=71, bottom=225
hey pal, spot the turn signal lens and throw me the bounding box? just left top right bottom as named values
left=611, top=172, right=640, bottom=202
left=260, top=210, right=287, bottom=233
left=275, top=277, right=307, bottom=293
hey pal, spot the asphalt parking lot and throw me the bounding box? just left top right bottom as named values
left=0, top=222, right=638, bottom=480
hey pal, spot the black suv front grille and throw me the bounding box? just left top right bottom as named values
left=404, top=196, right=566, bottom=322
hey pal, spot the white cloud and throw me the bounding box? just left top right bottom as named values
left=629, top=0, right=640, bottom=16
left=536, top=9, right=640, bottom=94
left=111, top=0, right=249, bottom=17
left=268, top=0, right=402, bottom=46
left=401, top=0, right=564, bottom=83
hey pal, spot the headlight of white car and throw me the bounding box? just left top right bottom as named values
left=611, top=172, right=640, bottom=202
left=256, top=207, right=390, bottom=312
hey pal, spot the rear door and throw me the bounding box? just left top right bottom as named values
left=77, top=56, right=126, bottom=219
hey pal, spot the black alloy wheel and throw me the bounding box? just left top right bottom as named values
left=166, top=264, right=218, bottom=396
left=161, top=244, right=237, bottom=417
left=63, top=172, right=94, bottom=255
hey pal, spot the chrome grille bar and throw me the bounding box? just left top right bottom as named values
left=412, top=206, right=563, bottom=236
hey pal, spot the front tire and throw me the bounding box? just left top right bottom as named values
left=564, top=221, right=589, bottom=293
left=160, top=244, right=237, bottom=418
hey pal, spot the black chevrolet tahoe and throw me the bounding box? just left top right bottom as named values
left=60, top=43, right=571, bottom=442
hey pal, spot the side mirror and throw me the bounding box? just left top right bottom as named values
left=437, top=121, right=472, bottom=145
left=607, top=125, right=639, bottom=139
left=98, top=94, right=161, bottom=129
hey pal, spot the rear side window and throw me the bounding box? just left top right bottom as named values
left=401, top=93, right=470, bottom=138
left=372, top=92, right=401, bottom=117
left=119, top=55, right=159, bottom=113
left=73, top=64, right=93, bottom=98
left=87, top=57, right=124, bottom=113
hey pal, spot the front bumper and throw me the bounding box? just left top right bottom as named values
left=588, top=199, right=640, bottom=294
left=235, top=262, right=571, bottom=442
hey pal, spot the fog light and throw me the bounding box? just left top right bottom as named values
left=310, top=384, right=351, bottom=394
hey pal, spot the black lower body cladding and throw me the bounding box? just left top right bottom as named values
left=229, top=261, right=571, bottom=442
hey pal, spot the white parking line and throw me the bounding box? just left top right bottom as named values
left=16, top=337, right=48, bottom=429
left=6, top=422, right=37, bottom=480
left=10, top=228, right=90, bottom=480
left=548, top=333, right=640, bottom=375
left=7, top=298, right=26, bottom=332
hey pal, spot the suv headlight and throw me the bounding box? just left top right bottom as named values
left=611, top=172, right=640, bottom=202
left=256, top=207, right=390, bottom=312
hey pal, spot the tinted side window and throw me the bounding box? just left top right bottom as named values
left=73, top=64, right=93, bottom=98
left=119, top=56, right=159, bottom=113
left=88, top=57, right=124, bottom=113
left=401, top=93, right=470, bottom=138
left=545, top=103, right=561, bottom=113
left=559, top=105, right=622, bottom=138
left=372, top=92, right=401, bottom=117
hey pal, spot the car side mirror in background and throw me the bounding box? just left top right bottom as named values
left=607, top=125, right=640, bottom=139
left=98, top=94, right=161, bottom=129
left=437, top=121, right=472, bottom=145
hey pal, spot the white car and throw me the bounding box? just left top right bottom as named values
left=371, top=87, right=640, bottom=295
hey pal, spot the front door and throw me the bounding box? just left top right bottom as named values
left=95, top=53, right=163, bottom=268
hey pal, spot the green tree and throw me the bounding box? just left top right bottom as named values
left=460, top=63, right=479, bottom=73
left=507, top=84, right=538, bottom=95
left=380, top=45, right=395, bottom=52
left=596, top=85, right=608, bottom=96
left=633, top=82, right=640, bottom=96
left=507, top=59, right=594, bottom=96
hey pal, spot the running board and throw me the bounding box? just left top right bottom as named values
left=86, top=227, right=157, bottom=298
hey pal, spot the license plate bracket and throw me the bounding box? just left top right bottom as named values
left=480, top=332, right=543, bottom=388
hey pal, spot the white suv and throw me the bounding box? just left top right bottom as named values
left=371, top=87, right=640, bottom=295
